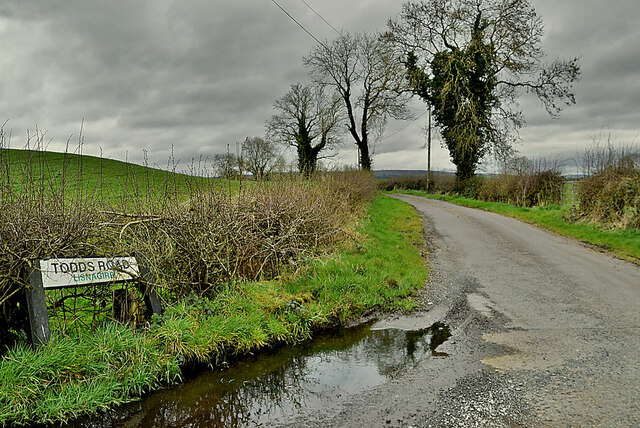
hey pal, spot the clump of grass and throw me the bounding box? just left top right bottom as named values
left=0, top=323, right=181, bottom=425
left=284, top=195, right=428, bottom=320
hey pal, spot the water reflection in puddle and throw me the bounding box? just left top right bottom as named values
left=70, top=322, right=450, bottom=428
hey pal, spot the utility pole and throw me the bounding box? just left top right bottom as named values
left=427, top=104, right=432, bottom=191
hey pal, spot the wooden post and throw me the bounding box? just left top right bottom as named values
left=140, top=265, right=163, bottom=317
left=135, top=253, right=162, bottom=317
left=25, top=268, right=51, bottom=346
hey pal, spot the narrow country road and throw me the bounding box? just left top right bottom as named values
left=296, top=194, right=640, bottom=427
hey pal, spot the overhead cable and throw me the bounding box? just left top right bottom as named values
left=270, top=0, right=325, bottom=46
left=299, top=0, right=341, bottom=35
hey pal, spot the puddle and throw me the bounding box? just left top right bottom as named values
left=68, top=321, right=450, bottom=427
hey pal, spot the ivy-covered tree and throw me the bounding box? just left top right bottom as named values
left=390, top=0, right=581, bottom=186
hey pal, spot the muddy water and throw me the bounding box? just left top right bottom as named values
left=70, top=322, right=450, bottom=427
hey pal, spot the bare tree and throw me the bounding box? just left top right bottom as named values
left=267, top=83, right=343, bottom=177
left=388, top=0, right=580, bottom=184
left=579, top=132, right=640, bottom=176
left=211, top=152, right=238, bottom=180
left=304, top=32, right=411, bottom=170
left=240, top=136, right=279, bottom=180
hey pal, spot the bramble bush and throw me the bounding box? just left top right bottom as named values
left=0, top=127, right=376, bottom=348
left=578, top=165, right=639, bottom=228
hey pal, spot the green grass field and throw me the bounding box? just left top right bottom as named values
left=1, top=148, right=223, bottom=208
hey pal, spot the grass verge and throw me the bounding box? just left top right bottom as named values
left=0, top=195, right=427, bottom=426
left=285, top=194, right=428, bottom=319
left=391, top=190, right=640, bottom=264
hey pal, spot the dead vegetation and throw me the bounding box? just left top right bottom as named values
left=0, top=128, right=376, bottom=348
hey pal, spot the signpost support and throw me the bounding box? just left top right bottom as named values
left=136, top=253, right=163, bottom=317
left=25, top=268, right=51, bottom=346
left=140, top=265, right=163, bottom=317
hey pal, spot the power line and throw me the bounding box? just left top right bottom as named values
left=270, top=0, right=325, bottom=46
left=298, top=0, right=341, bottom=35
left=379, top=111, right=428, bottom=141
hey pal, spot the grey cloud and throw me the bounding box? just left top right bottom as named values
left=1, top=0, right=639, bottom=171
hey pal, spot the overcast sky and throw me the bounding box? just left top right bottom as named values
left=1, top=0, right=638, bottom=173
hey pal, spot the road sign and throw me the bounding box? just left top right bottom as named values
left=25, top=255, right=161, bottom=346
left=39, top=257, right=139, bottom=289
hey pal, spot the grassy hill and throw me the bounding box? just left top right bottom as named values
left=0, top=148, right=217, bottom=207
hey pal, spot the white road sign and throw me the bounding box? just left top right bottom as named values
left=39, top=257, right=140, bottom=289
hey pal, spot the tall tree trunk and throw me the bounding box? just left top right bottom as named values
left=359, top=141, right=372, bottom=170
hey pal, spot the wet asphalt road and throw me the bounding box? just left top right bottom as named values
left=293, top=194, right=640, bottom=427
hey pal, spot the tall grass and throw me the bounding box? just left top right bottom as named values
left=0, top=322, right=181, bottom=425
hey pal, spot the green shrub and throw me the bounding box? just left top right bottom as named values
left=478, top=170, right=563, bottom=207
left=578, top=166, right=640, bottom=228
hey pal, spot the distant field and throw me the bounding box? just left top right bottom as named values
left=0, top=148, right=221, bottom=206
